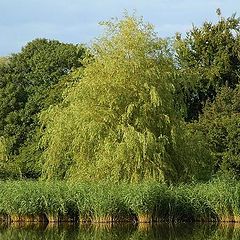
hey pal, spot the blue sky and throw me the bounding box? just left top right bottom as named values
left=1, top=0, right=240, bottom=56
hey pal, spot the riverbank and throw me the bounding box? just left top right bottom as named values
left=0, top=179, right=240, bottom=223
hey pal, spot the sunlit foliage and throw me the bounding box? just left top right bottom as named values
left=41, top=15, right=210, bottom=183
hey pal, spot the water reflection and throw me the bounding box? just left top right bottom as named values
left=0, top=222, right=240, bottom=240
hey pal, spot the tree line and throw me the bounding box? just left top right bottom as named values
left=0, top=10, right=240, bottom=183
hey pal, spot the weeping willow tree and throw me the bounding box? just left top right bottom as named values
left=40, top=15, right=212, bottom=183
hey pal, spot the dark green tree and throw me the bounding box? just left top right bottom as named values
left=192, top=85, right=240, bottom=177
left=175, top=10, right=240, bottom=120
left=0, top=38, right=85, bottom=178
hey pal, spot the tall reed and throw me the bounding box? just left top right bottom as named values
left=0, top=179, right=240, bottom=223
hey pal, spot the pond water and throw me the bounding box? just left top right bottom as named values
left=0, top=222, right=240, bottom=240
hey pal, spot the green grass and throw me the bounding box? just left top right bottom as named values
left=0, top=179, right=240, bottom=223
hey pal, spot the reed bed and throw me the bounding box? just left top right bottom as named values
left=0, top=179, right=240, bottom=223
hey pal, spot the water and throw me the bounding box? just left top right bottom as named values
left=0, top=222, right=240, bottom=240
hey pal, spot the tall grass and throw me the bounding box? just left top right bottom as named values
left=0, top=179, right=240, bottom=223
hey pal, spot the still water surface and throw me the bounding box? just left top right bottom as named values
left=0, top=222, right=240, bottom=240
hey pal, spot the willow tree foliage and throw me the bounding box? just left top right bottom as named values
left=0, top=57, right=9, bottom=66
left=41, top=16, right=211, bottom=183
